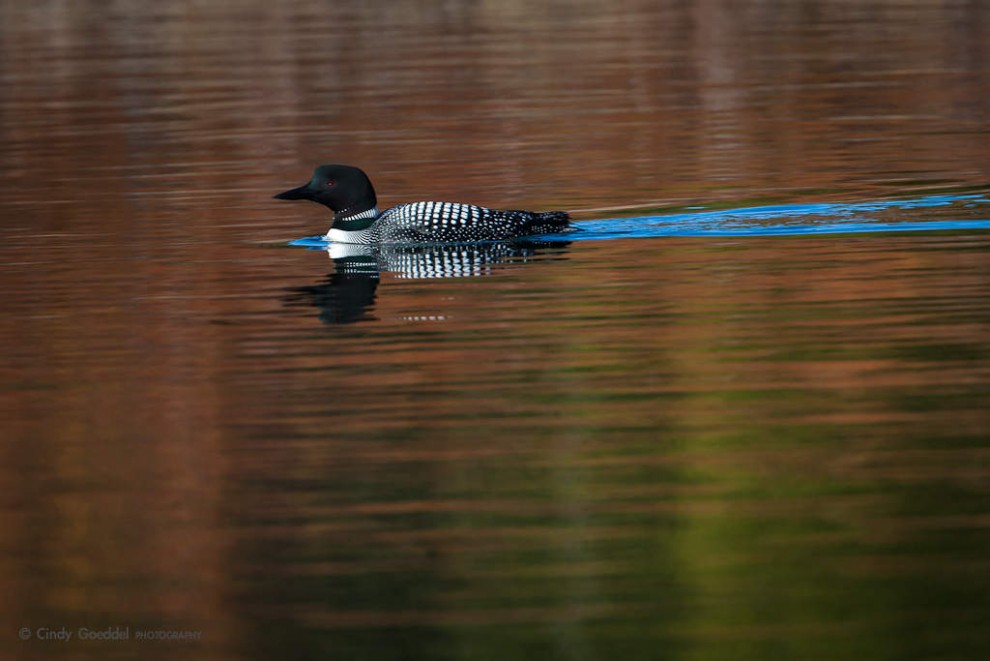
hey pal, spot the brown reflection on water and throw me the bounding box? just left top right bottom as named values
left=230, top=236, right=989, bottom=659
left=1, top=1, right=990, bottom=660
left=0, top=0, right=988, bottom=224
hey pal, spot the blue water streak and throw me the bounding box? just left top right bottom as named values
left=568, top=193, right=990, bottom=240
left=290, top=236, right=340, bottom=249
left=289, top=193, right=990, bottom=248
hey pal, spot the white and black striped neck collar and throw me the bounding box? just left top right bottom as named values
left=332, top=206, right=379, bottom=231
left=338, top=206, right=379, bottom=222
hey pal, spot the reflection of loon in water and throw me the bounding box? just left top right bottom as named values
left=283, top=240, right=570, bottom=325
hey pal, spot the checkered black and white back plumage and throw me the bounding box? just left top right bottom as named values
left=358, top=202, right=570, bottom=244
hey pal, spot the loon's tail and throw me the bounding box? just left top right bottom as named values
left=527, top=210, right=571, bottom=234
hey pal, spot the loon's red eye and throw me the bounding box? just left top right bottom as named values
left=325, top=179, right=336, bottom=187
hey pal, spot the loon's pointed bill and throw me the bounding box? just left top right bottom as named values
left=275, top=164, right=570, bottom=245
left=273, top=184, right=311, bottom=200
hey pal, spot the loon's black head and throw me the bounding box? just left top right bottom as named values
left=274, top=164, right=378, bottom=218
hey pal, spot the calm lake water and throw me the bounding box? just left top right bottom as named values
left=2, top=1, right=989, bottom=660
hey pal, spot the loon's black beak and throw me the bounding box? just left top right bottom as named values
left=273, top=184, right=311, bottom=200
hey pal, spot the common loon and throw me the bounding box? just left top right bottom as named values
left=274, top=164, right=571, bottom=244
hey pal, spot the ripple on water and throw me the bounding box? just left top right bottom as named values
left=289, top=192, right=990, bottom=256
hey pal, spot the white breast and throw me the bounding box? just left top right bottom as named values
left=325, top=228, right=371, bottom=244
left=325, top=242, right=374, bottom=259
